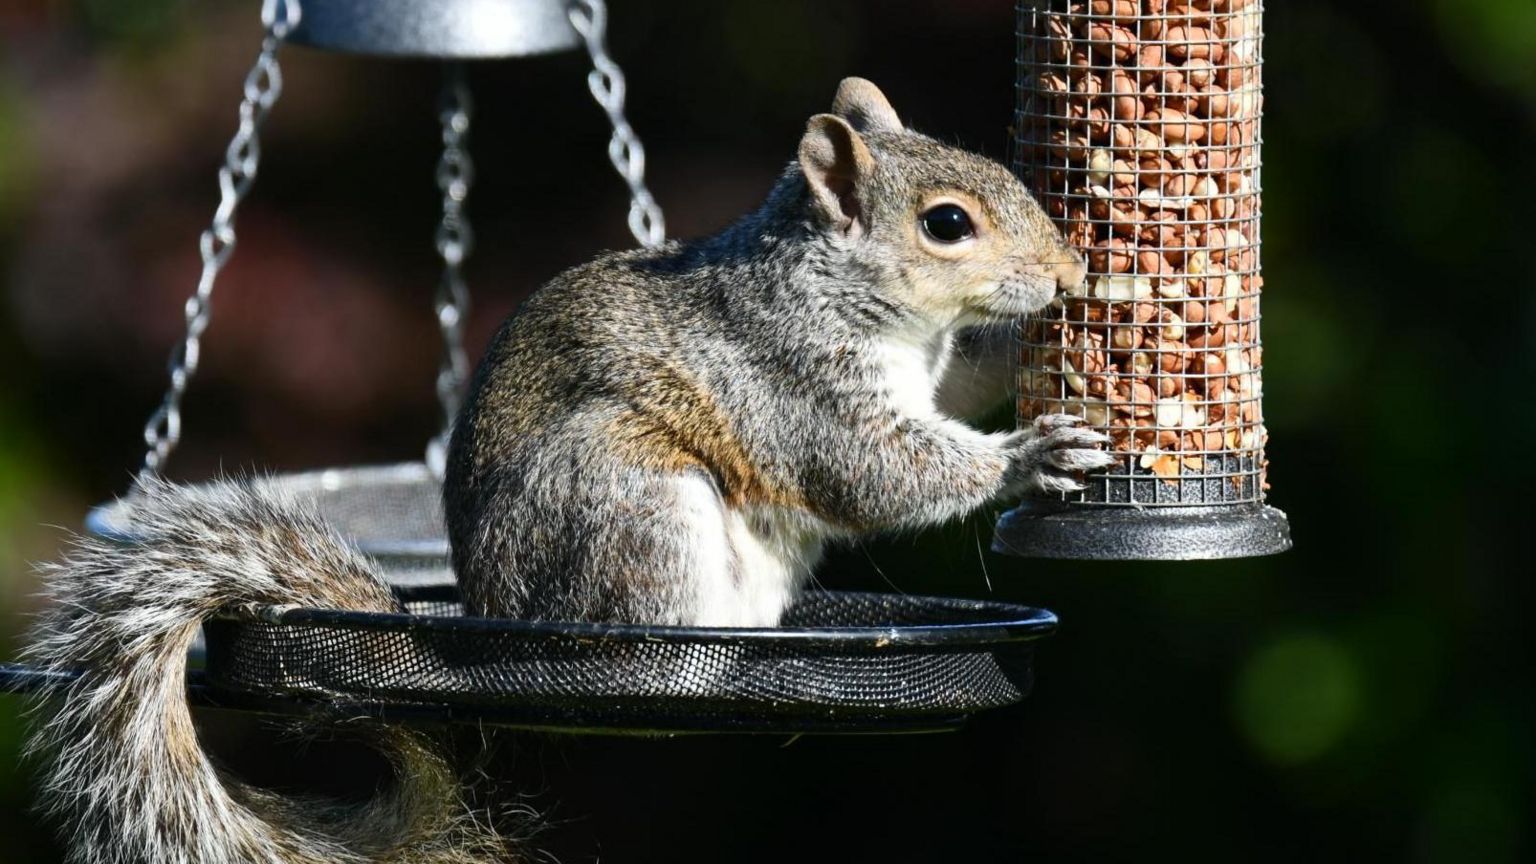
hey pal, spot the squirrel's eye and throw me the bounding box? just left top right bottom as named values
left=920, top=204, right=975, bottom=243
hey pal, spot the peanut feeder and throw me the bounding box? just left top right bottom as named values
left=994, top=0, right=1291, bottom=559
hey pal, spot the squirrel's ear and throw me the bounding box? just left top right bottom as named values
left=831, top=77, right=902, bottom=134
left=799, top=113, right=875, bottom=234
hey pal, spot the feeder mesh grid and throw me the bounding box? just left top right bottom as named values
left=1014, top=0, right=1270, bottom=507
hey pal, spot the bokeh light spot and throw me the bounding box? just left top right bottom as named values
left=1235, top=633, right=1360, bottom=765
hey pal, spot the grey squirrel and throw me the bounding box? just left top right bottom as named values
left=445, top=77, right=1111, bottom=626
left=25, top=79, right=1108, bottom=864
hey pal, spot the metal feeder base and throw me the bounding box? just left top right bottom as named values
left=992, top=501, right=1292, bottom=561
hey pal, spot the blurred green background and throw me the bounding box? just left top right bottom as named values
left=0, top=0, right=1531, bottom=861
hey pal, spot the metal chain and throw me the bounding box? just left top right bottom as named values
left=138, top=0, right=300, bottom=481
left=138, top=0, right=654, bottom=481
left=567, top=0, right=666, bottom=249
left=425, top=64, right=474, bottom=479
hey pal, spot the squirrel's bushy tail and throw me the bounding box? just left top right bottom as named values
left=24, top=478, right=517, bottom=864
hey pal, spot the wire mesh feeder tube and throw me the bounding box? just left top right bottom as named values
left=994, top=0, right=1290, bottom=560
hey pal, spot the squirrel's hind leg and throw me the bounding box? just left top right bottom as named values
left=602, top=470, right=808, bottom=628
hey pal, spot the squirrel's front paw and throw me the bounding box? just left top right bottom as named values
left=1003, top=413, right=1118, bottom=495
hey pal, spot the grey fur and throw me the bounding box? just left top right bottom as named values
left=25, top=478, right=519, bottom=864
left=446, top=78, right=1114, bottom=626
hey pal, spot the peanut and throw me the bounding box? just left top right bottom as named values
left=1089, top=237, right=1135, bottom=273
left=1087, top=23, right=1138, bottom=61
left=1108, top=69, right=1141, bottom=122
left=1091, top=0, right=1139, bottom=20
left=1184, top=58, right=1215, bottom=87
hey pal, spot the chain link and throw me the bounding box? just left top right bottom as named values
left=568, top=0, right=666, bottom=249
left=138, top=3, right=298, bottom=481
left=425, top=65, right=475, bottom=479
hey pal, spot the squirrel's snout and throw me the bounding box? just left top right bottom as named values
left=1049, top=257, right=1087, bottom=296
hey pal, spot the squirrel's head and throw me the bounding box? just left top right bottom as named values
left=796, top=78, right=1084, bottom=327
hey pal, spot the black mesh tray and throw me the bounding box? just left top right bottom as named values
left=198, top=586, right=1057, bottom=735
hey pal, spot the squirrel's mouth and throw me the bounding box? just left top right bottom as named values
left=966, top=276, right=1057, bottom=320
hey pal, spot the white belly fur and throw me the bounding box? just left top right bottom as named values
left=672, top=474, right=825, bottom=627
left=667, top=327, right=951, bottom=627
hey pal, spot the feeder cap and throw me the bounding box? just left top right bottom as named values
left=284, top=0, right=581, bottom=59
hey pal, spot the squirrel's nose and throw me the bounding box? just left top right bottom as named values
left=1050, top=257, right=1088, bottom=296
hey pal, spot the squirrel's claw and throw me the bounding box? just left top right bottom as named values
left=1003, top=413, right=1117, bottom=497
left=1035, top=471, right=1091, bottom=494
left=1047, top=442, right=1118, bottom=473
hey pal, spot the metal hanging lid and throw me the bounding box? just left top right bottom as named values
left=283, top=0, right=581, bottom=59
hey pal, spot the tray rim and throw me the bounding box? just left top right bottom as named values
left=9, top=588, right=1055, bottom=735
left=219, top=588, right=1059, bottom=651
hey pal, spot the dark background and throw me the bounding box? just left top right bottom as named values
left=0, top=1, right=1531, bottom=862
